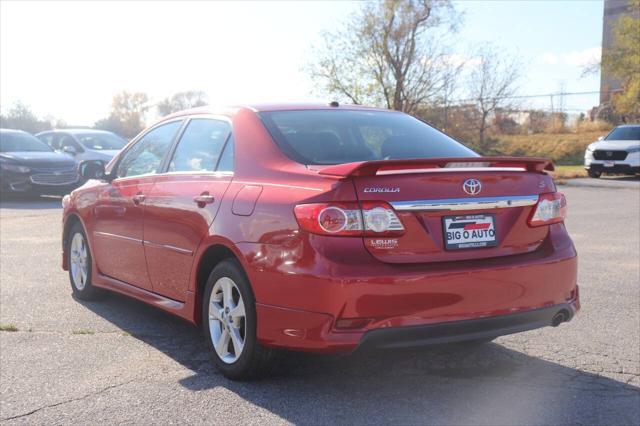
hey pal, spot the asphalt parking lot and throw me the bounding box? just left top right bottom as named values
left=1, top=183, right=639, bottom=425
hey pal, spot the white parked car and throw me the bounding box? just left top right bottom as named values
left=36, top=129, right=127, bottom=166
left=584, top=124, right=640, bottom=178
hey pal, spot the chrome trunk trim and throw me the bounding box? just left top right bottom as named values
left=390, top=195, right=539, bottom=211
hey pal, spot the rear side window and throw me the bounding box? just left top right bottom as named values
left=605, top=126, right=640, bottom=141
left=259, top=110, right=477, bottom=165
left=216, top=135, right=234, bottom=172
left=168, top=119, right=231, bottom=173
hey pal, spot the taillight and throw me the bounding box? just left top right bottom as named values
left=361, top=201, right=405, bottom=234
left=294, top=202, right=405, bottom=236
left=528, top=192, right=567, bottom=227
left=294, top=203, right=363, bottom=236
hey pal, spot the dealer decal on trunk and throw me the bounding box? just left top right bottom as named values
left=367, top=239, right=399, bottom=249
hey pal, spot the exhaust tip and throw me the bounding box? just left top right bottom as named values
left=551, top=310, right=570, bottom=327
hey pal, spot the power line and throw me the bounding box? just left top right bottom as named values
left=453, top=90, right=604, bottom=102
left=451, top=89, right=620, bottom=104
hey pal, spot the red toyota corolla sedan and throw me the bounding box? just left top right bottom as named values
left=62, top=103, right=579, bottom=379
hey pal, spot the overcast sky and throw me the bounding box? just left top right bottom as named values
left=0, top=0, right=603, bottom=125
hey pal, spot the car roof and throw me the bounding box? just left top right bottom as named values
left=243, top=102, right=394, bottom=113
left=160, top=102, right=397, bottom=121
left=614, top=124, right=640, bottom=128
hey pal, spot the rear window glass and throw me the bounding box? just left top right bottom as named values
left=605, top=126, right=640, bottom=141
left=259, top=110, right=477, bottom=165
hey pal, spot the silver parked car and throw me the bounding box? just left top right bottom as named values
left=36, top=129, right=127, bottom=165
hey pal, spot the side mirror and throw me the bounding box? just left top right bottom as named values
left=79, top=160, right=106, bottom=180
left=63, top=145, right=77, bottom=155
left=598, top=136, right=604, bottom=141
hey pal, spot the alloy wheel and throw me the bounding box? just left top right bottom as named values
left=208, top=277, right=246, bottom=364
left=70, top=232, right=88, bottom=291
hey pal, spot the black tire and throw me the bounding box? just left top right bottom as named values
left=202, top=259, right=276, bottom=380
left=588, top=169, right=602, bottom=178
left=67, top=222, right=103, bottom=300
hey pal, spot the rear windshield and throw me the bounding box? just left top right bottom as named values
left=260, top=110, right=477, bottom=165
left=605, top=126, right=640, bottom=141
left=0, top=132, right=53, bottom=152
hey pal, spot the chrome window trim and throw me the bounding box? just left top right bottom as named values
left=390, top=195, right=539, bottom=211
left=157, top=170, right=234, bottom=178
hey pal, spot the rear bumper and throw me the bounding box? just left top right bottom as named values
left=245, top=223, right=579, bottom=353
left=256, top=297, right=579, bottom=353
left=358, top=302, right=577, bottom=349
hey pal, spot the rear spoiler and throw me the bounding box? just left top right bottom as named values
left=316, top=156, right=554, bottom=178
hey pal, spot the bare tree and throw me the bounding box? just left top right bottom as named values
left=309, top=0, right=460, bottom=114
left=0, top=102, right=52, bottom=133
left=94, top=91, right=149, bottom=139
left=157, top=90, right=209, bottom=116
left=466, top=46, right=520, bottom=151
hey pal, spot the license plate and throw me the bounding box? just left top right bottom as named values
left=443, top=214, right=497, bottom=250
left=604, top=161, right=615, bottom=168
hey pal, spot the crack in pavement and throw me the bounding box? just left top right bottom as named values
left=1, top=379, right=138, bottom=422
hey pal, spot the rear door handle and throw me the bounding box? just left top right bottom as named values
left=132, top=194, right=146, bottom=205
left=194, top=193, right=215, bottom=207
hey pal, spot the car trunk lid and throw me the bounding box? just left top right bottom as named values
left=314, top=157, right=556, bottom=264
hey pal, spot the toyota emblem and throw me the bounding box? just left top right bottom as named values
left=463, top=178, right=482, bottom=195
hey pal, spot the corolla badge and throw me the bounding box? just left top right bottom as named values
left=462, top=178, right=482, bottom=196
left=363, top=187, right=400, bottom=193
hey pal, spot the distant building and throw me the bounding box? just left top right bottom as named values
left=600, top=0, right=634, bottom=104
